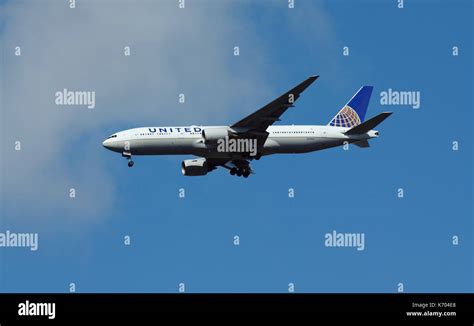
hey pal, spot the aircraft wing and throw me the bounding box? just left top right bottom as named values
left=231, top=75, right=318, bottom=133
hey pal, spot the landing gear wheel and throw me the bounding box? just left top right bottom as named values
left=243, top=170, right=250, bottom=178
left=230, top=168, right=237, bottom=176
left=236, top=169, right=243, bottom=177
left=128, top=160, right=134, bottom=167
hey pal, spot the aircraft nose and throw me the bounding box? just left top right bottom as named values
left=102, top=139, right=111, bottom=149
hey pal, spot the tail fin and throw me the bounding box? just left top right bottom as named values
left=328, top=86, right=373, bottom=128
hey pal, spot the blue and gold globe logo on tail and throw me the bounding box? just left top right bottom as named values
left=329, top=105, right=361, bottom=128
left=328, top=86, right=373, bottom=128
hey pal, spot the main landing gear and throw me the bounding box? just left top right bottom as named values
left=230, top=167, right=250, bottom=178
left=122, top=152, right=134, bottom=168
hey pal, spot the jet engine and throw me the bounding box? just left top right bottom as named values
left=181, top=158, right=209, bottom=176
left=201, top=127, right=230, bottom=144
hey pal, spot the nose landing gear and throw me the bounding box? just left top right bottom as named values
left=122, top=152, right=134, bottom=168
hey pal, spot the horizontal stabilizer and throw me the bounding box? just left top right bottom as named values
left=353, top=140, right=370, bottom=148
left=345, top=112, right=392, bottom=135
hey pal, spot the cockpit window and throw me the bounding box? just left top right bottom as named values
left=107, top=134, right=118, bottom=139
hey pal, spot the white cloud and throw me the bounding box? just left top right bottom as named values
left=0, top=0, right=337, bottom=229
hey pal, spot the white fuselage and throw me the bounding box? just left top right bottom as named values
left=102, top=125, right=378, bottom=159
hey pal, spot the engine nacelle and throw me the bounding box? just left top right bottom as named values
left=181, top=158, right=208, bottom=176
left=202, top=127, right=230, bottom=143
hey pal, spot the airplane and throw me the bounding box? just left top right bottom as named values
left=102, top=75, right=392, bottom=178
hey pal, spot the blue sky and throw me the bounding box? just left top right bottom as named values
left=0, top=0, right=472, bottom=293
